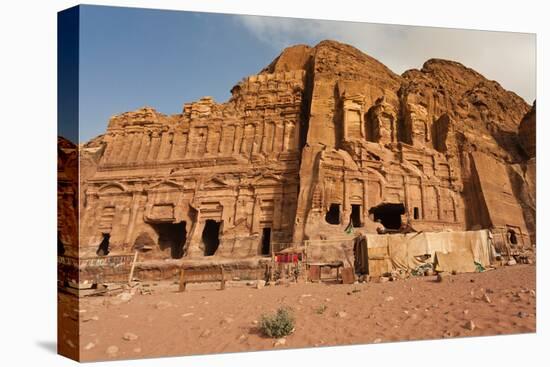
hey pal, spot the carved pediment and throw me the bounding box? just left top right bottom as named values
left=250, top=172, right=284, bottom=186
left=148, top=180, right=183, bottom=192
left=98, top=182, right=127, bottom=195
left=202, top=175, right=232, bottom=189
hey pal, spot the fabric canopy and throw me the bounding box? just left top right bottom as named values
left=361, top=229, right=492, bottom=275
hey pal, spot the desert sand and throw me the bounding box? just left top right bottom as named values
left=59, top=264, right=535, bottom=361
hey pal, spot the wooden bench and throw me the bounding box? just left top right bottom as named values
left=178, top=266, right=227, bottom=292
left=308, top=261, right=344, bottom=283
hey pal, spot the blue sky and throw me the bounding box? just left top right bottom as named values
left=77, top=5, right=536, bottom=142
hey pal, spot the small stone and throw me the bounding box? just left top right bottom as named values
left=133, top=347, right=142, bottom=353
left=65, top=339, right=75, bottom=348
left=82, top=314, right=99, bottom=322
left=246, top=281, right=255, bottom=286
left=123, top=332, right=138, bottom=341
left=379, top=276, right=390, bottom=283
left=252, top=320, right=259, bottom=325
left=200, top=329, right=212, bottom=338
left=181, top=312, right=194, bottom=317
left=443, top=331, right=453, bottom=338
left=464, top=320, right=476, bottom=331
left=507, top=258, right=517, bottom=266
left=155, top=301, right=172, bottom=310
left=463, top=309, right=469, bottom=315
left=529, top=289, right=536, bottom=297
left=256, top=280, right=266, bottom=289
left=437, top=272, right=450, bottom=282
left=117, top=292, right=133, bottom=303
left=119, top=314, right=129, bottom=319
left=470, top=279, right=475, bottom=283
left=84, top=342, right=95, bottom=350
left=274, top=338, right=286, bottom=347
left=336, top=311, right=347, bottom=318
left=325, top=298, right=331, bottom=302
left=482, top=293, right=492, bottom=303
left=373, top=338, right=382, bottom=343
left=106, top=345, right=119, bottom=356
left=301, top=294, right=312, bottom=298
left=238, top=334, right=248, bottom=342
left=275, top=278, right=289, bottom=286
left=517, top=311, right=529, bottom=318
left=385, top=296, right=394, bottom=302
left=220, top=317, right=234, bottom=325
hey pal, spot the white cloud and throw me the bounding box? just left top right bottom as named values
left=237, top=15, right=536, bottom=103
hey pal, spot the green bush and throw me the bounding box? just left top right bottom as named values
left=315, top=304, right=328, bottom=315
left=259, top=307, right=295, bottom=338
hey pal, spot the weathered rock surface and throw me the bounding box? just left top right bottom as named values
left=57, top=137, right=78, bottom=257
left=60, top=40, right=535, bottom=283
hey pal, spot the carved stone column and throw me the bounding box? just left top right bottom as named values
left=101, top=134, right=115, bottom=164
left=128, top=132, right=143, bottom=163
left=157, top=130, right=171, bottom=161
left=136, top=131, right=151, bottom=163
left=146, top=131, right=161, bottom=162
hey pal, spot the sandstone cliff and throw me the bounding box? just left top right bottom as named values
left=76, top=40, right=535, bottom=262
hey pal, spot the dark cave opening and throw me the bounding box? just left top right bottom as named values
left=202, top=220, right=221, bottom=256
left=369, top=203, right=405, bottom=230
left=325, top=203, right=341, bottom=225
left=152, top=222, right=187, bottom=259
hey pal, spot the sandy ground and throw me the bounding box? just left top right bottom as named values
left=59, top=264, right=536, bottom=362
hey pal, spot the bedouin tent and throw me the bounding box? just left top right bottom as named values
left=358, top=229, right=493, bottom=276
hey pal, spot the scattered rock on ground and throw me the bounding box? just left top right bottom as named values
left=437, top=272, right=450, bottom=282
left=123, top=332, right=138, bottom=341
left=117, top=292, right=133, bottom=303
left=336, top=311, right=348, bottom=318
left=106, top=345, right=119, bottom=356
left=238, top=334, right=248, bottom=342
left=220, top=317, right=234, bottom=325
left=464, top=320, right=476, bottom=331
left=155, top=301, right=172, bottom=310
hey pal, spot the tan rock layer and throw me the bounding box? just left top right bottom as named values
left=63, top=40, right=534, bottom=266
